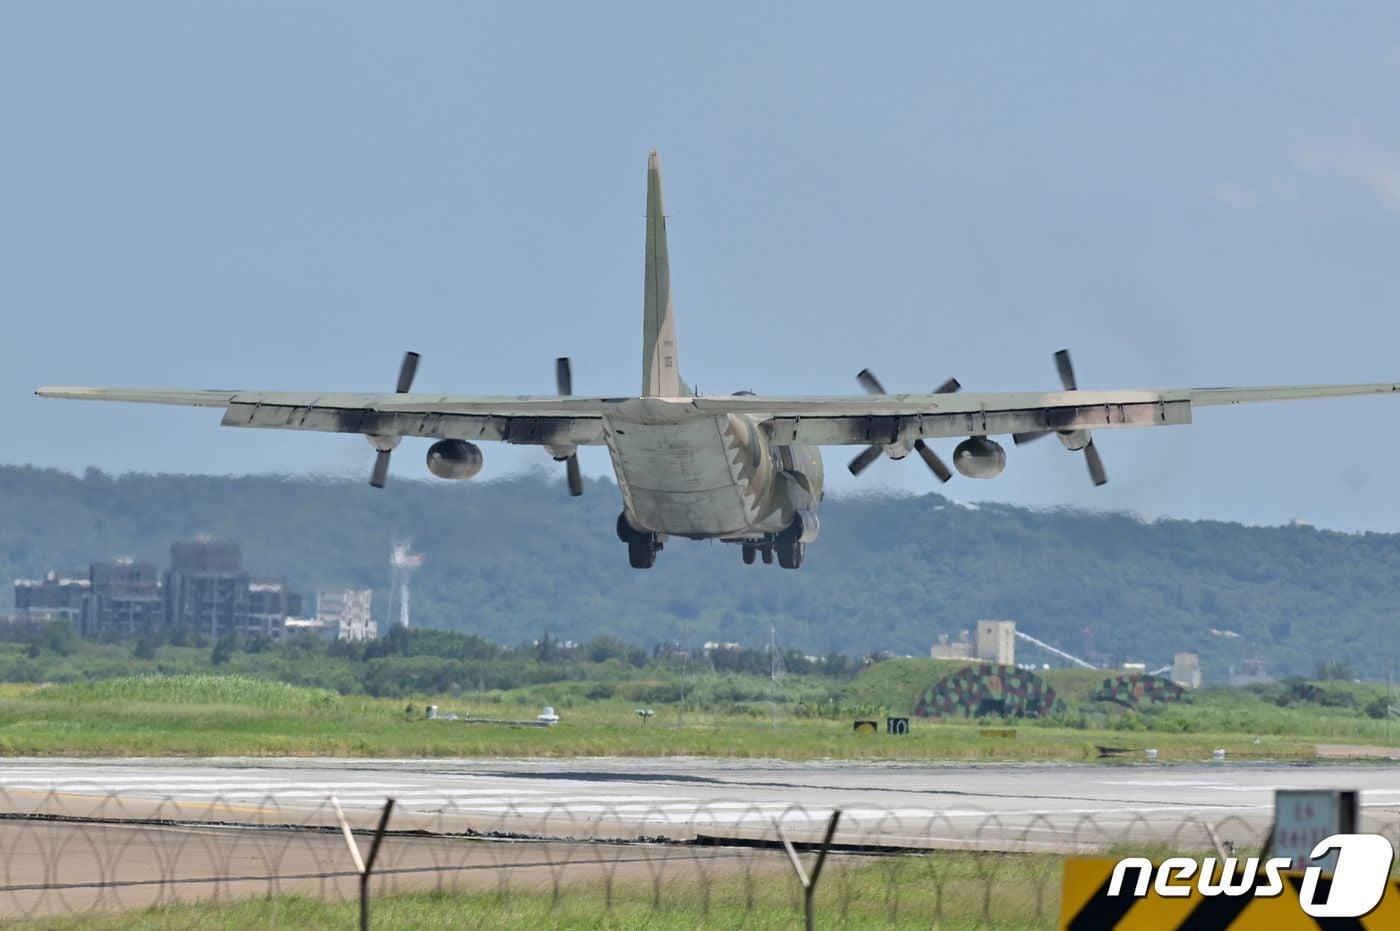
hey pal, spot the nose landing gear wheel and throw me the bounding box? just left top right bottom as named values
left=741, top=544, right=756, bottom=565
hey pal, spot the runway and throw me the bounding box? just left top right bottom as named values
left=2, top=757, right=1396, bottom=851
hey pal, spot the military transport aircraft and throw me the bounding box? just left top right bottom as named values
left=37, top=151, right=1400, bottom=569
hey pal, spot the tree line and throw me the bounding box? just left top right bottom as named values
left=0, top=618, right=860, bottom=699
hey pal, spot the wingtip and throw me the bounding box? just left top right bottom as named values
left=36, top=386, right=99, bottom=399
left=36, top=386, right=98, bottom=401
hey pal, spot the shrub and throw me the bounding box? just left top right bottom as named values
left=29, top=675, right=341, bottom=711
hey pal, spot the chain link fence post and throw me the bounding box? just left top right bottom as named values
left=332, top=797, right=395, bottom=931
left=774, top=809, right=841, bottom=931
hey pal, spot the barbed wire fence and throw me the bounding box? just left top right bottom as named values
left=0, top=788, right=1394, bottom=926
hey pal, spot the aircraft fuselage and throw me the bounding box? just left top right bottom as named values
left=602, top=401, right=823, bottom=541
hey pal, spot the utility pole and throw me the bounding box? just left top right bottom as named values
left=769, top=625, right=778, bottom=728
left=679, top=621, right=688, bottom=725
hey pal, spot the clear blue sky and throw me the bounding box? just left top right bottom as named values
left=5, top=4, right=1400, bottom=531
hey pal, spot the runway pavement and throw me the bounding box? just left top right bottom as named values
left=1, top=757, right=1396, bottom=851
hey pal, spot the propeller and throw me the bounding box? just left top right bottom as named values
left=369, top=351, right=420, bottom=488
left=555, top=357, right=584, bottom=497
left=1012, top=349, right=1107, bottom=486
left=846, top=369, right=960, bottom=482
left=1082, top=437, right=1108, bottom=487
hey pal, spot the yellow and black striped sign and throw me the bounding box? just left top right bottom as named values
left=1060, top=857, right=1400, bottom=929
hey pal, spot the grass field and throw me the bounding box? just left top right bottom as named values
left=14, top=851, right=1065, bottom=930
left=0, top=669, right=1392, bottom=760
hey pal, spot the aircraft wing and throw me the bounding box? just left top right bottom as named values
left=35, top=380, right=1400, bottom=449
left=34, top=386, right=613, bottom=446
left=691, top=382, right=1400, bottom=446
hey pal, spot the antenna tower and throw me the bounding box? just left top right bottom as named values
left=388, top=541, right=425, bottom=629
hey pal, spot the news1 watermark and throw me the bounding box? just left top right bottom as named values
left=1106, top=833, right=1395, bottom=919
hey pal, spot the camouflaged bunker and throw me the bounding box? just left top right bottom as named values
left=913, top=662, right=1059, bottom=718
left=1091, top=673, right=1187, bottom=709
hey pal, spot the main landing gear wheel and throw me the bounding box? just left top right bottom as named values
left=776, top=525, right=804, bottom=569
left=741, top=544, right=756, bottom=565
left=760, top=546, right=774, bottom=565
left=619, top=511, right=661, bottom=569
left=628, top=535, right=657, bottom=569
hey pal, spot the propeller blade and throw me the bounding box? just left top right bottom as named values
left=371, top=351, right=419, bottom=487
left=913, top=438, right=953, bottom=483
left=1054, top=349, right=1077, bottom=392
left=1013, top=431, right=1051, bottom=445
left=1083, top=439, right=1108, bottom=486
left=565, top=454, right=583, bottom=496
left=396, top=351, right=421, bottom=394
left=555, top=357, right=573, bottom=396
left=370, top=449, right=392, bottom=488
left=847, top=444, right=883, bottom=476
left=934, top=377, right=961, bottom=394
left=856, top=369, right=887, bottom=395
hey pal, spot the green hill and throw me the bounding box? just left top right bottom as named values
left=840, top=658, right=969, bottom=715
left=3, top=465, right=1399, bottom=681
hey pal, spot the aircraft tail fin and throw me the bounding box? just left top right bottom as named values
left=643, top=150, right=689, bottom=397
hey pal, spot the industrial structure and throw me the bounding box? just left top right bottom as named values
left=1172, top=652, right=1202, bottom=689
left=931, top=620, right=1214, bottom=687
left=930, top=620, right=1017, bottom=665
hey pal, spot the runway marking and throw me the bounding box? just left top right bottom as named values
left=0, top=778, right=514, bottom=789
left=1098, top=780, right=1302, bottom=791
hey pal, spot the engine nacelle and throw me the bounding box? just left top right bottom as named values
left=1056, top=429, right=1091, bottom=451
left=952, top=436, right=1006, bottom=479
left=426, top=440, right=483, bottom=480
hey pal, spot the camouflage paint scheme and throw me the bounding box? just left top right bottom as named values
left=1280, top=681, right=1355, bottom=707
left=36, top=152, right=1400, bottom=566
left=913, top=663, right=1059, bottom=719
left=1091, top=674, right=1187, bottom=709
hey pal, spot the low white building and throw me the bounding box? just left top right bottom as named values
left=317, top=589, right=377, bottom=641
left=283, top=616, right=336, bottom=641
left=283, top=589, right=378, bottom=642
